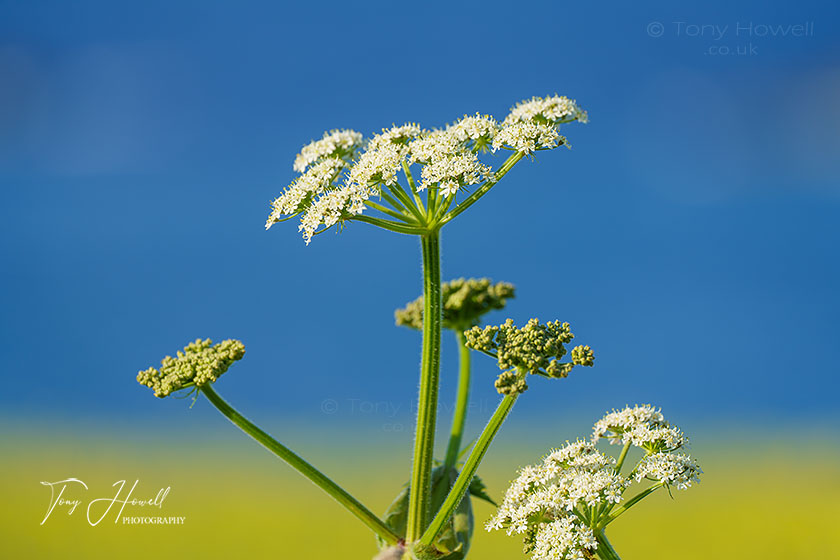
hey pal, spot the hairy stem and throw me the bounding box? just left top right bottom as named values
left=351, top=214, right=427, bottom=236
left=614, top=441, right=632, bottom=473
left=443, top=330, right=472, bottom=469
left=595, top=530, right=622, bottom=560
left=602, top=482, right=664, bottom=527
left=406, top=230, right=443, bottom=542
left=420, top=383, right=521, bottom=546
left=199, top=385, right=400, bottom=545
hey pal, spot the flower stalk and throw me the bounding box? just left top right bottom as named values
left=406, top=230, right=443, bottom=542
left=443, top=330, right=472, bottom=469
left=199, top=385, right=400, bottom=546
left=595, top=531, right=622, bottom=560
left=420, top=371, right=523, bottom=547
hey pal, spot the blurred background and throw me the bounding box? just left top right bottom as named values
left=1, top=0, right=838, bottom=558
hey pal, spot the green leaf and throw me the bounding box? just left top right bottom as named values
left=468, top=475, right=496, bottom=506
left=377, top=465, right=475, bottom=557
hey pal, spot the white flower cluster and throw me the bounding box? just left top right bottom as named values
left=592, top=405, right=688, bottom=452
left=289, top=125, right=421, bottom=244
left=267, top=96, right=588, bottom=243
left=492, top=121, right=562, bottom=154
left=293, top=129, right=364, bottom=173
left=266, top=159, right=346, bottom=227
left=491, top=95, right=587, bottom=154
left=408, top=117, right=494, bottom=197
left=489, top=406, right=701, bottom=559
left=503, top=95, right=588, bottom=126
left=635, top=453, right=702, bottom=490
left=532, top=517, right=597, bottom=560
left=448, top=113, right=499, bottom=148
left=487, top=440, right=624, bottom=559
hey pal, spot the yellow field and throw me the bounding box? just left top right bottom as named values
left=4, top=429, right=838, bottom=559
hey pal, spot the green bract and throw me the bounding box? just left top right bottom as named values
left=137, top=338, right=245, bottom=398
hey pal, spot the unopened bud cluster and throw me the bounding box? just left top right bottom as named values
left=395, top=278, right=515, bottom=331
left=464, top=318, right=594, bottom=394
left=137, top=338, right=246, bottom=398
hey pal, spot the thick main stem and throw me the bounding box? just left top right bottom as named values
left=443, top=330, right=471, bottom=469
left=595, top=530, right=622, bottom=560
left=199, top=385, right=400, bottom=545
left=420, top=388, right=521, bottom=546
left=406, top=230, right=443, bottom=542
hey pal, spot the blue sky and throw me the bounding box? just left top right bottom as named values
left=1, top=0, right=838, bottom=435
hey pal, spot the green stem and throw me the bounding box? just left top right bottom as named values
left=351, top=214, right=427, bottom=236
left=601, top=483, right=664, bottom=527
left=420, top=386, right=521, bottom=546
left=199, top=385, right=400, bottom=545
left=614, top=441, right=632, bottom=474
left=595, top=530, right=622, bottom=560
left=402, top=160, right=426, bottom=215
left=376, top=188, right=413, bottom=217
left=366, top=200, right=416, bottom=224
left=406, top=230, right=443, bottom=542
left=443, top=330, right=472, bottom=469
left=439, top=151, right=523, bottom=226
left=385, top=182, right=427, bottom=224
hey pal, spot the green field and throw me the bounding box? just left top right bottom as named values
left=4, top=427, right=838, bottom=559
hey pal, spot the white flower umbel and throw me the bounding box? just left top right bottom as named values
left=266, top=158, right=347, bottom=229
left=503, top=95, right=588, bottom=126
left=408, top=129, right=492, bottom=197
left=592, top=404, right=689, bottom=453
left=293, top=129, right=364, bottom=173
left=592, top=404, right=666, bottom=443
left=533, top=517, right=597, bottom=560
left=635, top=453, right=702, bottom=490
left=487, top=440, right=625, bottom=558
left=447, top=113, right=499, bottom=151
left=267, top=95, right=587, bottom=244
left=493, top=121, right=563, bottom=154
left=489, top=406, right=701, bottom=560
left=295, top=125, right=422, bottom=244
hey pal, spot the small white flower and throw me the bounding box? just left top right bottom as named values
left=487, top=440, right=626, bottom=542
left=504, top=95, right=588, bottom=126
left=408, top=129, right=460, bottom=165
left=367, top=124, right=422, bottom=152
left=626, top=424, right=688, bottom=451
left=347, top=142, right=405, bottom=189
left=635, top=453, right=702, bottom=490
left=493, top=121, right=563, bottom=154
left=266, top=159, right=346, bottom=229
left=408, top=129, right=491, bottom=196
left=448, top=113, right=499, bottom=148
left=592, top=404, right=668, bottom=445
left=293, top=129, right=364, bottom=173
left=533, top=517, right=597, bottom=560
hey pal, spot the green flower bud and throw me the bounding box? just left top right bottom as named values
left=465, top=318, right=594, bottom=392
left=395, top=278, right=515, bottom=331
left=571, top=345, right=595, bottom=367
left=494, top=371, right=529, bottom=395
left=137, top=338, right=245, bottom=398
